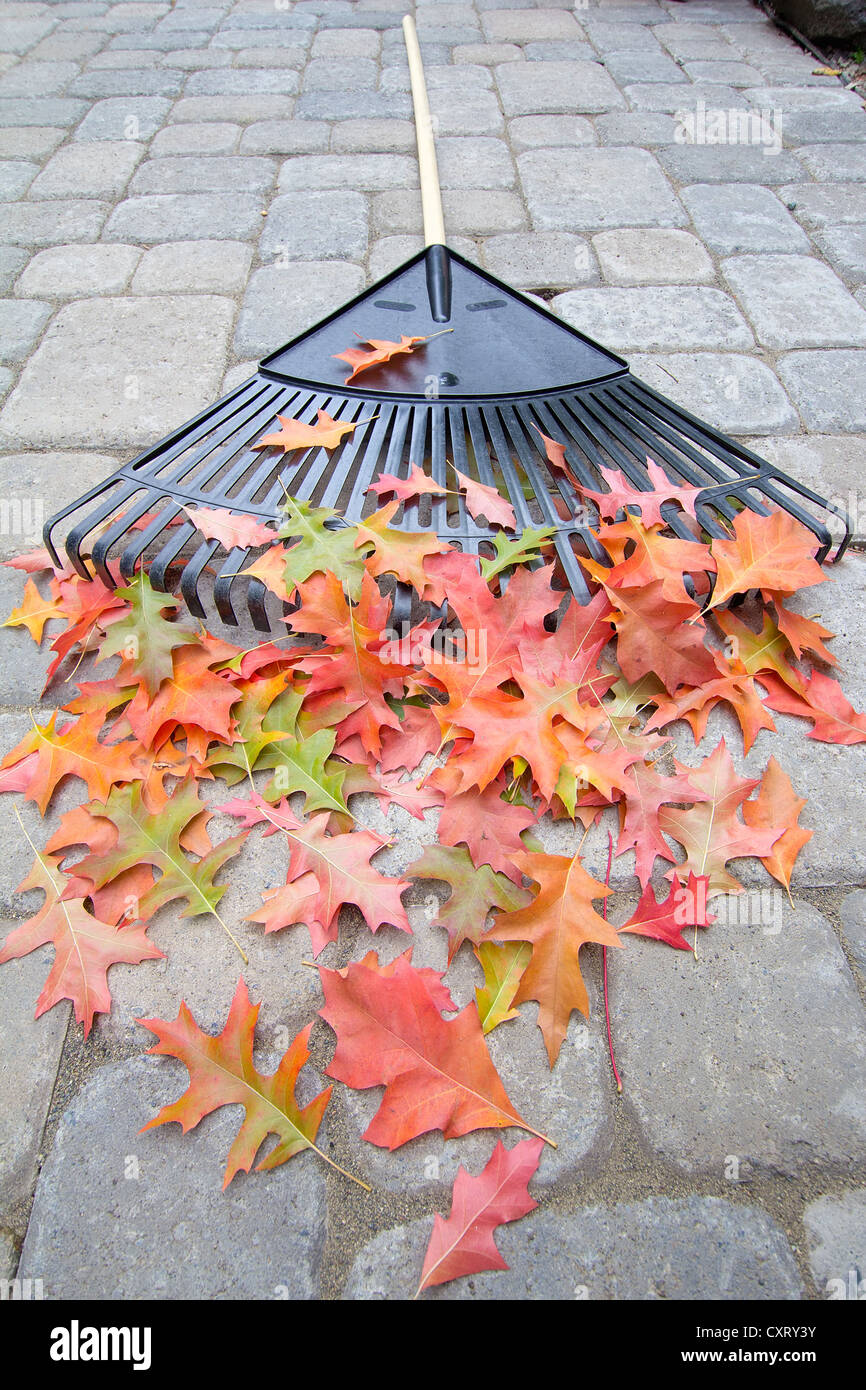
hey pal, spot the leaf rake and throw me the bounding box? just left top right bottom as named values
left=44, top=16, right=850, bottom=632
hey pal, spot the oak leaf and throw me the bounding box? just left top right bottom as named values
left=333, top=333, right=431, bottom=383
left=139, top=979, right=364, bottom=1190
left=453, top=469, right=516, bottom=531
left=417, top=1138, right=543, bottom=1295
left=98, top=571, right=197, bottom=698
left=2, top=578, right=62, bottom=643
left=475, top=940, right=532, bottom=1034
left=253, top=409, right=362, bottom=454
left=605, top=580, right=717, bottom=696
left=367, top=463, right=447, bottom=504
left=618, top=875, right=714, bottom=952
left=488, top=850, right=620, bottom=1066
left=742, top=755, right=811, bottom=892
left=760, top=670, right=866, bottom=745
left=183, top=506, right=277, bottom=552
left=578, top=459, right=704, bottom=528
left=1, top=711, right=142, bottom=814
left=0, top=851, right=162, bottom=1037
left=406, top=844, right=531, bottom=961
left=318, top=951, right=547, bottom=1148
left=707, top=510, right=827, bottom=611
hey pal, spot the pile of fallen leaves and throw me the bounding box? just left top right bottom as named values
left=2, top=418, right=864, bottom=1296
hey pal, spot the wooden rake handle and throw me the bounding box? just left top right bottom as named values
left=403, top=13, right=451, bottom=320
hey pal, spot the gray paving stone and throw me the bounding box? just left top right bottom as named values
left=483, top=7, right=586, bottom=42
left=777, top=350, right=866, bottom=431
left=170, top=95, right=296, bottom=123
left=496, top=59, right=625, bottom=115
left=454, top=41, right=522, bottom=64
left=684, top=183, right=809, bottom=254
left=585, top=19, right=666, bottom=52
left=524, top=41, right=595, bottom=61
left=72, top=94, right=171, bottom=139
left=18, top=1056, right=328, bottom=1299
left=0, top=97, right=86, bottom=127
left=482, top=230, right=595, bottom=287
left=595, top=110, right=680, bottom=145
left=302, top=56, right=377, bottom=92
left=519, top=148, right=686, bottom=230
left=187, top=66, right=300, bottom=95
left=592, top=227, right=713, bottom=284
left=367, top=232, right=478, bottom=281
left=779, top=108, right=866, bottom=145
left=29, top=139, right=143, bottom=198
left=330, top=117, right=414, bottom=153
left=1, top=199, right=109, bottom=246
left=131, top=239, right=252, bottom=293
left=0, top=245, right=27, bottom=293
left=260, top=189, right=367, bottom=259
left=345, top=1198, right=802, bottom=1299
left=798, top=143, right=866, bottom=183
left=234, top=261, right=365, bottom=357
left=233, top=46, right=307, bottom=68
left=66, top=66, right=182, bottom=97
left=105, top=191, right=265, bottom=241
left=15, top=243, right=141, bottom=297
left=276, top=152, right=415, bottom=191
left=553, top=285, right=753, bottom=351
left=781, top=183, right=866, bottom=228
left=87, top=48, right=160, bottom=70
left=602, top=49, right=686, bottom=84
left=629, top=352, right=797, bottom=434
left=374, top=187, right=526, bottom=236
left=310, top=26, right=380, bottom=58
left=840, top=892, right=866, bottom=977
left=804, top=1190, right=866, bottom=1300
left=151, top=120, right=240, bottom=154
left=723, top=254, right=866, bottom=349
left=0, top=919, right=69, bottom=1238
left=684, top=59, right=763, bottom=86
left=239, top=119, right=330, bottom=155
left=624, top=82, right=741, bottom=112
left=814, top=225, right=866, bottom=286
left=659, top=144, right=806, bottom=185
left=161, top=47, right=233, bottom=68
left=0, top=60, right=80, bottom=98
left=130, top=153, right=274, bottom=194
left=426, top=85, right=505, bottom=139
left=0, top=295, right=235, bottom=447
left=751, top=434, right=866, bottom=544
left=614, top=896, right=866, bottom=1176
left=218, top=11, right=315, bottom=31
left=745, top=85, right=864, bottom=112
left=0, top=160, right=37, bottom=201
left=435, top=136, right=515, bottom=189
left=654, top=26, right=741, bottom=61
left=507, top=113, right=596, bottom=149
left=0, top=19, right=56, bottom=55
left=296, top=91, right=412, bottom=121
left=0, top=127, right=65, bottom=160
left=29, top=33, right=106, bottom=62
left=0, top=1232, right=14, bottom=1280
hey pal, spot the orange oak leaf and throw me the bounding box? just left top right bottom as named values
left=453, top=469, right=516, bottom=531
left=367, top=463, right=447, bottom=504
left=417, top=1137, right=543, bottom=1295
left=488, top=849, right=620, bottom=1066
left=618, top=875, right=714, bottom=952
left=124, top=639, right=241, bottom=750
left=434, top=769, right=537, bottom=883
left=605, top=580, right=718, bottom=696
left=1, top=711, right=142, bottom=814
left=2, top=577, right=62, bottom=643
left=0, top=851, right=162, bottom=1037
left=769, top=597, right=836, bottom=666
left=319, top=952, right=548, bottom=1149
left=355, top=502, right=450, bottom=605
left=139, top=979, right=366, bottom=1190
left=252, top=409, right=363, bottom=454
left=742, top=755, right=812, bottom=893
left=616, top=761, right=709, bottom=888
left=660, top=739, right=785, bottom=894
left=707, top=510, right=827, bottom=611
left=581, top=514, right=716, bottom=604
left=644, top=672, right=777, bottom=754
left=760, top=670, right=866, bottom=745
left=333, top=333, right=430, bottom=383
left=183, top=506, right=277, bottom=551
left=713, top=607, right=808, bottom=695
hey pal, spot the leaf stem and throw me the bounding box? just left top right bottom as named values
left=601, top=830, right=622, bottom=1095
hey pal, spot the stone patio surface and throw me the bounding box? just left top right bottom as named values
left=1, top=0, right=865, bottom=1302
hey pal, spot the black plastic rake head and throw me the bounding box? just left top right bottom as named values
left=43, top=244, right=851, bottom=633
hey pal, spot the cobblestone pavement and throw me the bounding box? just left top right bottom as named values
left=1, top=0, right=866, bottom=1302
